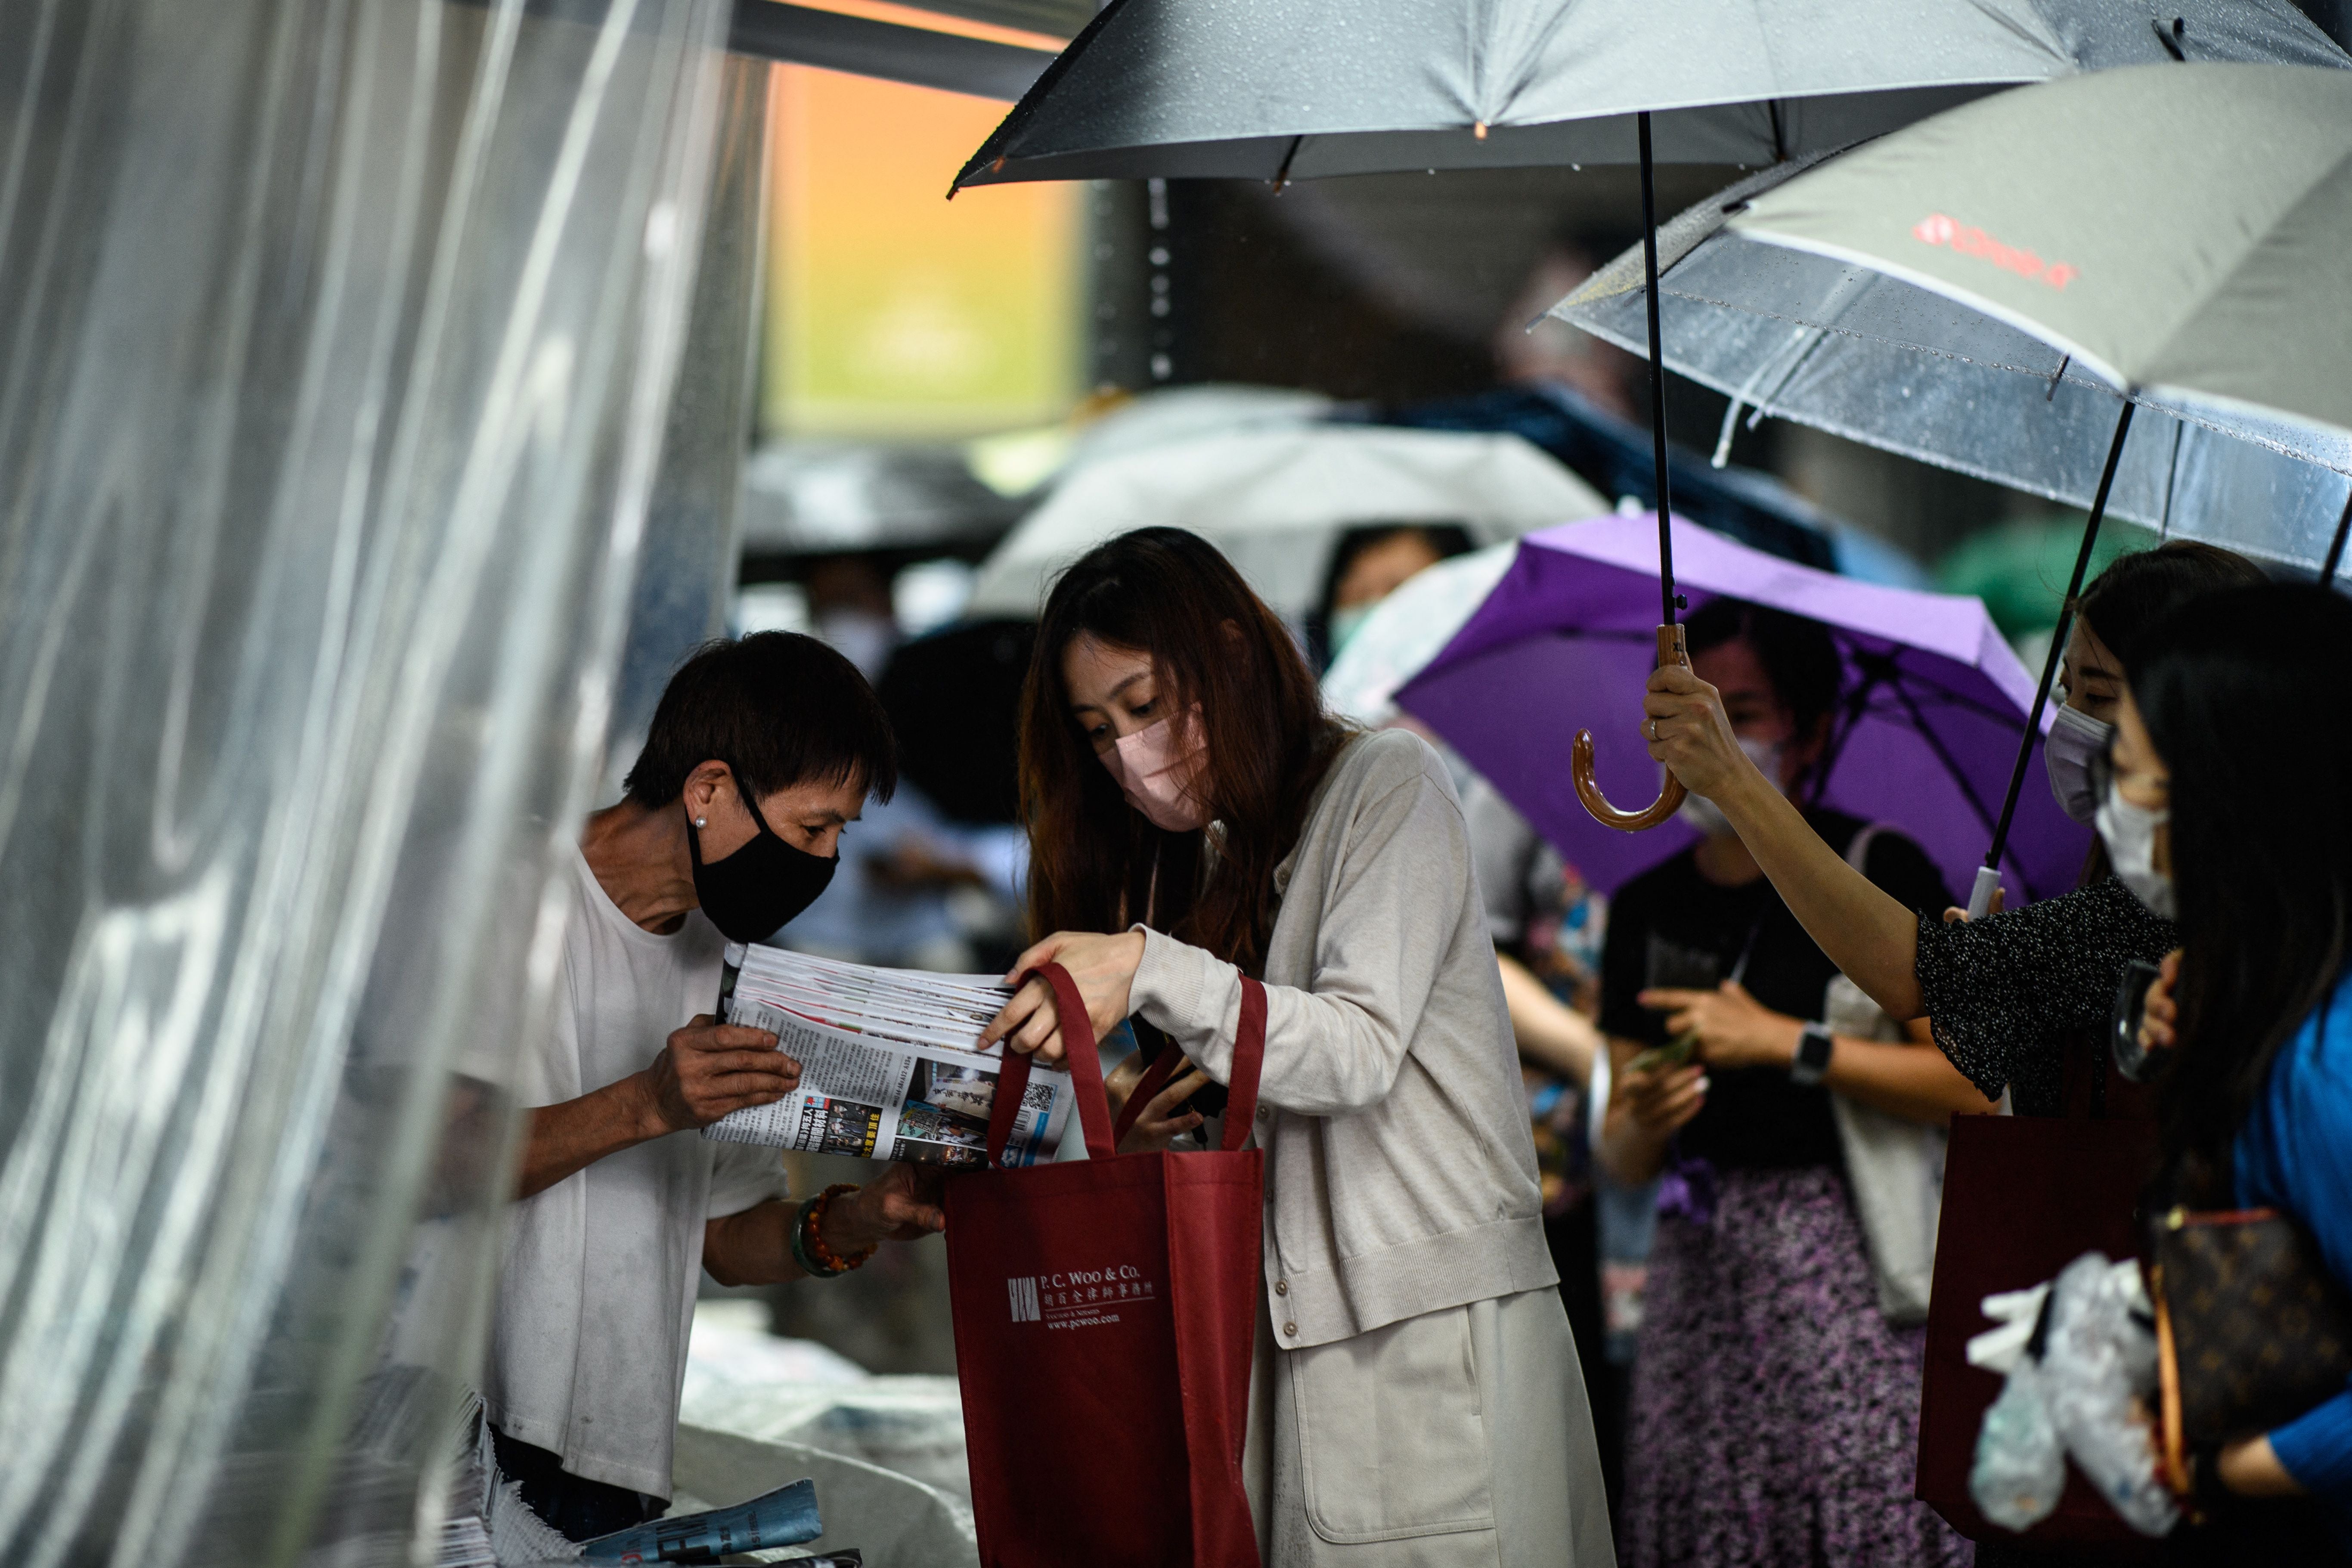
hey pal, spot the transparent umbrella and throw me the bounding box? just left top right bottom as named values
left=1559, top=62, right=2352, bottom=910
left=954, top=0, right=2346, bottom=834
left=1553, top=84, right=2352, bottom=573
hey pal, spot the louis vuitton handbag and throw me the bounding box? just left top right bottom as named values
left=2151, top=1203, right=2352, bottom=1493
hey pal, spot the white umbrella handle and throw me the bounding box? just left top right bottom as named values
left=1965, top=865, right=2005, bottom=921
left=1573, top=625, right=1690, bottom=833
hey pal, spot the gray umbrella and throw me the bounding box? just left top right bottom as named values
left=1561, top=62, right=2352, bottom=910
left=954, top=0, right=2345, bottom=830
left=954, top=0, right=2343, bottom=186
left=1728, top=62, right=2352, bottom=454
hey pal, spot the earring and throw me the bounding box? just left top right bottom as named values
left=694, top=817, right=707, bottom=828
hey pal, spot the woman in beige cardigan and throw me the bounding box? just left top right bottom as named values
left=981, top=528, right=1614, bottom=1568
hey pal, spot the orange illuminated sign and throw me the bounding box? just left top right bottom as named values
left=764, top=61, right=1081, bottom=437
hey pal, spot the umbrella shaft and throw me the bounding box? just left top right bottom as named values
left=1638, top=111, right=1676, bottom=627
left=1983, top=400, right=2137, bottom=880
left=2323, top=487, right=2352, bottom=589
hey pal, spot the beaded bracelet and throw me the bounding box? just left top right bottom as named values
left=791, top=1182, right=877, bottom=1278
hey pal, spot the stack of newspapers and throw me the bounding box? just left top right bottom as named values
left=704, top=945, right=1073, bottom=1168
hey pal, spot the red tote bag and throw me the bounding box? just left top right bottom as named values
left=1914, top=1109, right=2161, bottom=1549
left=945, top=963, right=1267, bottom=1568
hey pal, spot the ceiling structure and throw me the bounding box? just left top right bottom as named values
left=728, top=0, right=1069, bottom=100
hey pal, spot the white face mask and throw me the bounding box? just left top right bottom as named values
left=1675, top=735, right=1786, bottom=839
left=2095, top=779, right=2175, bottom=920
left=2043, top=700, right=2115, bottom=824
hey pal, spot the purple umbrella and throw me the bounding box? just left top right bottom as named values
left=1396, top=513, right=2092, bottom=900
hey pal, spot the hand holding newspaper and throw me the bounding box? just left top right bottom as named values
left=704, top=944, right=1073, bottom=1168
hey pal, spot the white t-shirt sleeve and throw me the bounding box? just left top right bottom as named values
left=706, top=1140, right=789, bottom=1219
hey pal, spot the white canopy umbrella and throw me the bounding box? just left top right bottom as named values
left=965, top=425, right=1608, bottom=621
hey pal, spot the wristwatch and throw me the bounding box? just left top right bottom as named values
left=1790, top=1023, right=1834, bottom=1086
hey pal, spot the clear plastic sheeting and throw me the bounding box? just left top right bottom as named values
left=0, top=1, right=733, bottom=1564
left=603, top=55, right=770, bottom=797
left=1557, top=226, right=2352, bottom=571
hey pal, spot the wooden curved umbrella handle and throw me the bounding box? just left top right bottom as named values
left=1572, top=624, right=1691, bottom=833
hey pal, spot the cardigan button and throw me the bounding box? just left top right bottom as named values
left=1275, top=1280, right=1289, bottom=1296
left=1282, top=1321, right=1298, bottom=1337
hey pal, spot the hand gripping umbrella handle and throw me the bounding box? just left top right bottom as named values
left=1572, top=624, right=1690, bottom=833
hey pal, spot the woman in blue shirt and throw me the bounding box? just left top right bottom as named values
left=2125, top=581, right=2352, bottom=1558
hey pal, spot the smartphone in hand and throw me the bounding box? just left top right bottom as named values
left=2111, top=958, right=2164, bottom=1082
left=1627, top=1032, right=1701, bottom=1076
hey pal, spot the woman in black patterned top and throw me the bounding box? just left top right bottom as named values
left=1912, top=875, right=2170, bottom=1114
left=1637, top=541, right=2263, bottom=1113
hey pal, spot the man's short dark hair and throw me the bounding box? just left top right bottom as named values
left=623, top=632, right=898, bottom=809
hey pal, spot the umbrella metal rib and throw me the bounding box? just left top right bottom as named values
left=1885, top=677, right=2014, bottom=881
left=1975, top=400, right=2136, bottom=914
left=1805, top=642, right=2047, bottom=897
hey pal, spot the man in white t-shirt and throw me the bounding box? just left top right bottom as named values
left=485, top=632, right=944, bottom=1540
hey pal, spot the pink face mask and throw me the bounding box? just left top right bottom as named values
left=1099, top=713, right=1209, bottom=832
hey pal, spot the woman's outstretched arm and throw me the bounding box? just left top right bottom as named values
left=1641, top=663, right=1929, bottom=1020
left=1499, top=953, right=1599, bottom=1087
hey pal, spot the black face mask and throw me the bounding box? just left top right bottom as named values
left=688, top=786, right=838, bottom=944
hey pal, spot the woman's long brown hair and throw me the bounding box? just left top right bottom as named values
left=1019, top=528, right=1347, bottom=974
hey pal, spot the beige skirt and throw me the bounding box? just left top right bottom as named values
left=1243, top=1287, right=1616, bottom=1568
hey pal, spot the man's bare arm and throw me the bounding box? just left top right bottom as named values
left=514, top=1015, right=799, bottom=1200
left=703, top=1164, right=949, bottom=1287
left=703, top=1198, right=799, bottom=1286
left=517, top=1076, right=667, bottom=1200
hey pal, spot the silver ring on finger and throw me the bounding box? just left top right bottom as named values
left=1648, top=719, right=1659, bottom=740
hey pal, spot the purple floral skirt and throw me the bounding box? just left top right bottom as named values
left=1620, top=1164, right=1970, bottom=1568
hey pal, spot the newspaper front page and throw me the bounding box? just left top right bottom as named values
left=703, top=945, right=1070, bottom=1168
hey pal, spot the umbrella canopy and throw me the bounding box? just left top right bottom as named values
left=965, top=425, right=1607, bottom=620
left=1395, top=514, right=2091, bottom=899
left=953, top=0, right=2343, bottom=188
left=1728, top=63, right=2352, bottom=459
left=1553, top=151, right=2352, bottom=570
left=740, top=441, right=1025, bottom=556
left=1374, top=386, right=1884, bottom=576
left=1558, top=63, right=2352, bottom=901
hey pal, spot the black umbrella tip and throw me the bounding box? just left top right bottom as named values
left=947, top=148, right=1011, bottom=198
